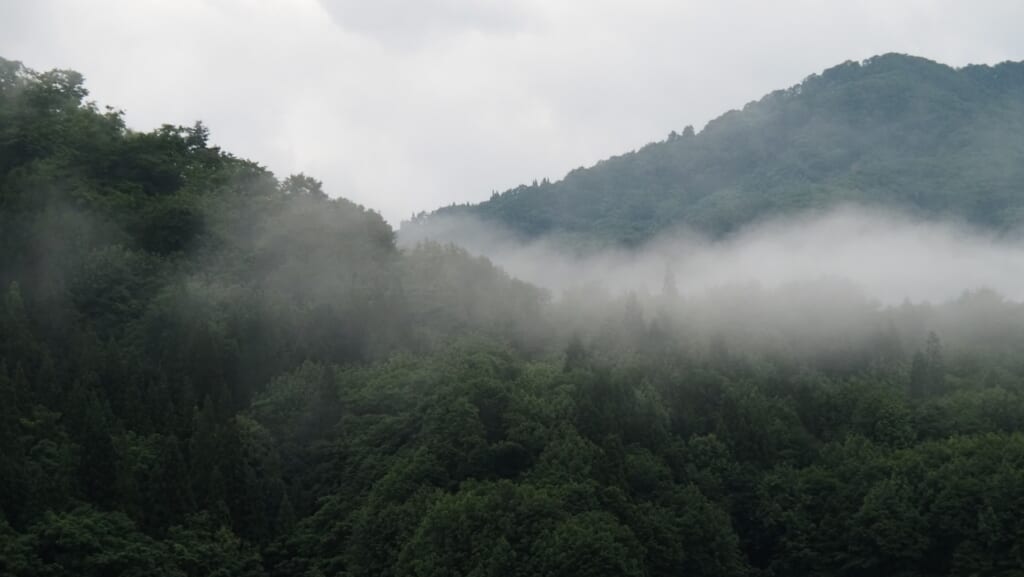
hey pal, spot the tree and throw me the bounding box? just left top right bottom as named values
left=564, top=333, right=588, bottom=372
left=281, top=173, right=326, bottom=199
left=184, top=120, right=209, bottom=150
left=66, top=384, right=119, bottom=506
left=850, top=476, right=929, bottom=573
left=530, top=511, right=645, bottom=577
left=924, top=331, right=945, bottom=388
left=909, top=351, right=929, bottom=399
left=910, top=331, right=945, bottom=399
left=20, top=507, right=177, bottom=577
left=661, top=264, right=679, bottom=300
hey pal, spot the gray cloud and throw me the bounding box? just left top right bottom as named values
left=318, top=0, right=531, bottom=47
left=1, top=0, right=1022, bottom=224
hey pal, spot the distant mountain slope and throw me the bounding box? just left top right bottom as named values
left=410, top=54, right=1024, bottom=246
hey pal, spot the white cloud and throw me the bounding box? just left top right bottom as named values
left=1, top=0, right=1022, bottom=223
left=401, top=207, right=1024, bottom=304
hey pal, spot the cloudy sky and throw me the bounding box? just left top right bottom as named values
left=1, top=0, right=1022, bottom=224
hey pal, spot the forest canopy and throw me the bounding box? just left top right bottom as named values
left=2, top=55, right=1024, bottom=577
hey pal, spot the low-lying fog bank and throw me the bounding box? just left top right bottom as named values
left=400, top=206, right=1024, bottom=305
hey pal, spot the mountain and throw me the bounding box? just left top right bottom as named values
left=6, top=54, right=1024, bottom=577
left=410, top=54, right=1024, bottom=246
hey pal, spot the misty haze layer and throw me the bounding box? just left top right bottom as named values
left=400, top=207, right=1024, bottom=304
left=9, top=50, right=1024, bottom=577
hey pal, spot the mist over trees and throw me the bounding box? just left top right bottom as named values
left=399, top=207, right=1024, bottom=304
left=3, top=54, right=1024, bottom=577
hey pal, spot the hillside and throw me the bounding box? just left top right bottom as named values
left=5, top=55, right=1024, bottom=577
left=413, top=54, right=1024, bottom=245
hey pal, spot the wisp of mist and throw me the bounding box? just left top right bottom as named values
left=400, top=206, right=1024, bottom=304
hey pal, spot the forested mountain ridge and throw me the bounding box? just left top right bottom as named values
left=0, top=56, right=549, bottom=574
left=413, top=53, right=1024, bottom=245
left=4, top=55, right=1024, bottom=577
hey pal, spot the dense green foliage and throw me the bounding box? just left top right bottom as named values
left=417, top=54, right=1024, bottom=245
left=4, top=56, right=1024, bottom=577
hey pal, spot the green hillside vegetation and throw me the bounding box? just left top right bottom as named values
left=418, top=54, right=1024, bottom=245
left=3, top=56, right=1024, bottom=577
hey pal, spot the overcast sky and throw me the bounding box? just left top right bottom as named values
left=1, top=1, right=1022, bottom=224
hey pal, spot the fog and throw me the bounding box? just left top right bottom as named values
left=400, top=206, right=1024, bottom=305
